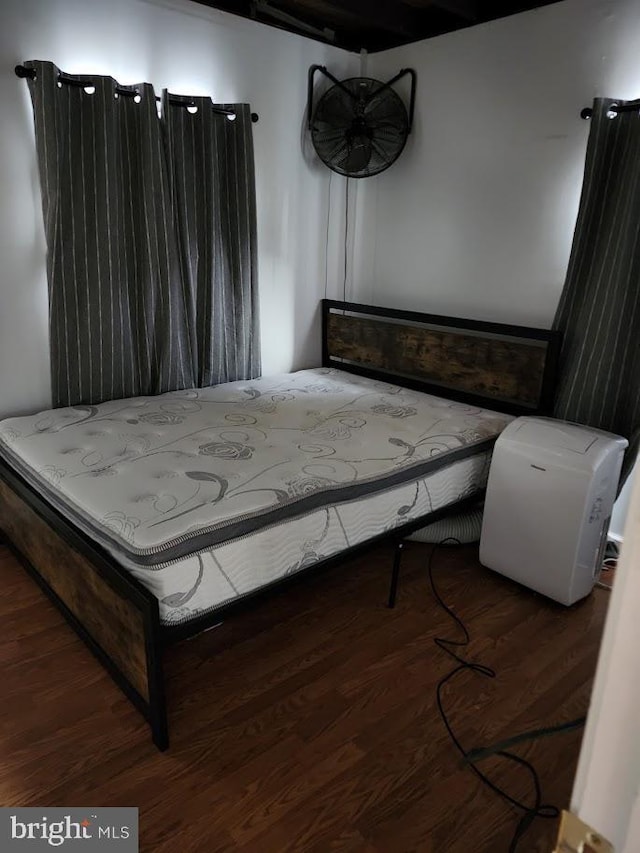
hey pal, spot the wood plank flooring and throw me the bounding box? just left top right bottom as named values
left=0, top=541, right=609, bottom=852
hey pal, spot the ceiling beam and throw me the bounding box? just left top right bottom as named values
left=312, top=0, right=425, bottom=39
left=254, top=1, right=335, bottom=40
left=429, top=0, right=478, bottom=22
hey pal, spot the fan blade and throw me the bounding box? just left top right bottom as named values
left=369, top=135, right=401, bottom=165
left=344, top=139, right=372, bottom=173
left=321, top=136, right=359, bottom=168
left=361, top=92, right=402, bottom=117
left=361, top=121, right=406, bottom=136
left=312, top=127, right=353, bottom=144
left=315, top=94, right=361, bottom=128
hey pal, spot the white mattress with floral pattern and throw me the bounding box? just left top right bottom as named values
left=0, top=368, right=512, bottom=624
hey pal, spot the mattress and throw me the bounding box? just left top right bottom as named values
left=117, top=451, right=494, bottom=624
left=0, top=368, right=512, bottom=624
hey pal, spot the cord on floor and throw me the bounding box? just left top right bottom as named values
left=427, top=539, right=584, bottom=852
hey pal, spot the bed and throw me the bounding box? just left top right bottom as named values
left=0, top=300, right=560, bottom=749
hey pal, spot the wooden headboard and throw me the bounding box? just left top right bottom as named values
left=321, top=299, right=561, bottom=416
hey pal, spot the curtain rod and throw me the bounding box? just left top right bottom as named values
left=580, top=99, right=640, bottom=119
left=15, top=64, right=258, bottom=122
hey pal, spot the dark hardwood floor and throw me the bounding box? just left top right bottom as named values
left=0, top=540, right=609, bottom=852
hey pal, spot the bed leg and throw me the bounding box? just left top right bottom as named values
left=387, top=540, right=405, bottom=608
left=145, top=614, right=169, bottom=751
left=150, top=703, right=169, bottom=752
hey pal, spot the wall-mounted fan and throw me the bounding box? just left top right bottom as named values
left=307, top=65, right=416, bottom=178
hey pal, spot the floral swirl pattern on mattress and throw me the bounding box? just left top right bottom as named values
left=0, top=369, right=512, bottom=564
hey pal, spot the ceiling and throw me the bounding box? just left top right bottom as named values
left=190, top=0, right=564, bottom=53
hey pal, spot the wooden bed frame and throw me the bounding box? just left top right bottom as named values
left=0, top=300, right=560, bottom=750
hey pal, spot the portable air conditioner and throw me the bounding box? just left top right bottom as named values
left=479, top=417, right=628, bottom=605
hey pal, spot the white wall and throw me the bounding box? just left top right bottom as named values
left=5, top=0, right=640, bottom=420
left=609, top=463, right=635, bottom=541
left=355, top=0, right=640, bottom=326
left=571, top=461, right=640, bottom=851
left=0, top=0, right=356, bottom=418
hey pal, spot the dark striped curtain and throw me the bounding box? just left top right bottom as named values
left=553, top=97, right=640, bottom=477
left=25, top=60, right=260, bottom=407
left=162, top=93, right=260, bottom=386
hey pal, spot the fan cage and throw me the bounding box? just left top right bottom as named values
left=311, top=76, right=410, bottom=178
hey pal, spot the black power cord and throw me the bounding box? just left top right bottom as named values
left=464, top=717, right=586, bottom=766
left=343, top=176, right=349, bottom=302
left=324, top=170, right=332, bottom=300
left=427, top=539, right=585, bottom=851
